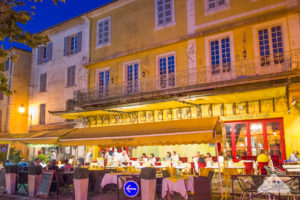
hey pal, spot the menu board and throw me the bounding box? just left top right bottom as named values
left=36, top=170, right=54, bottom=198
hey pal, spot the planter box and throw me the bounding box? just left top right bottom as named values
left=5, top=173, right=16, bottom=195
left=141, top=179, right=156, bottom=200
left=28, top=174, right=42, bottom=197
left=74, top=168, right=89, bottom=200
left=4, top=165, right=18, bottom=195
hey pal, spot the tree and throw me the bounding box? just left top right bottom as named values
left=0, top=0, right=64, bottom=95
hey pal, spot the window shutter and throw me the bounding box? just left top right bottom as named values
left=0, top=111, right=2, bottom=132
left=37, top=47, right=41, bottom=64
left=64, top=36, right=69, bottom=56
left=39, top=104, right=46, bottom=125
left=47, top=42, right=53, bottom=61
left=71, top=66, right=76, bottom=86
left=77, top=32, right=82, bottom=53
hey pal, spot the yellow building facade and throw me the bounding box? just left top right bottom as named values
left=56, top=0, right=300, bottom=162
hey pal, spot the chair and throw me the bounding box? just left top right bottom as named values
left=179, top=157, right=188, bottom=163
left=258, top=162, right=269, bottom=175
left=243, top=162, right=254, bottom=175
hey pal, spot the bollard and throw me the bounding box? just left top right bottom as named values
left=4, top=165, right=18, bottom=195
left=141, top=167, right=156, bottom=200
left=28, top=165, right=42, bottom=197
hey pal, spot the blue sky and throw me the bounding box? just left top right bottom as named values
left=2, top=0, right=113, bottom=51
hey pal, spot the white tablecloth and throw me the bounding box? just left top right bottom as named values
left=101, top=173, right=123, bottom=189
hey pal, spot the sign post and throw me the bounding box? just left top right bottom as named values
left=123, top=180, right=139, bottom=198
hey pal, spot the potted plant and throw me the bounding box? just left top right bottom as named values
left=74, top=167, right=89, bottom=200
left=4, top=165, right=18, bottom=194
left=28, top=165, right=42, bottom=197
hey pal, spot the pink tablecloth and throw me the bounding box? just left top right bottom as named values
left=162, top=176, right=194, bottom=200
left=101, top=173, right=123, bottom=189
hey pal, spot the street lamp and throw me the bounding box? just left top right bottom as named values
left=18, top=104, right=25, bottom=114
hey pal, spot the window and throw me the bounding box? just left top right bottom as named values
left=97, top=17, right=111, bottom=48
left=37, top=42, right=53, bottom=64
left=4, top=58, right=9, bottom=71
left=258, top=25, right=284, bottom=67
left=64, top=32, right=82, bottom=56
left=66, top=99, right=75, bottom=112
left=155, top=0, right=175, bottom=28
left=158, top=53, right=176, bottom=89
left=210, top=37, right=232, bottom=74
left=205, top=0, right=230, bottom=14
left=66, top=66, right=76, bottom=87
left=98, top=70, right=110, bottom=97
left=39, top=104, right=46, bottom=125
left=125, top=62, right=139, bottom=94
left=39, top=73, right=47, bottom=92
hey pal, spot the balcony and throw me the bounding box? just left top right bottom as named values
left=74, top=50, right=300, bottom=107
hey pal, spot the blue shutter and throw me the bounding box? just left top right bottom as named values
left=64, top=36, right=69, bottom=56
left=37, top=47, right=41, bottom=64
left=47, top=42, right=53, bottom=61
left=77, top=32, right=82, bottom=53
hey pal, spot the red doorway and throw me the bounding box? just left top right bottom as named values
left=225, top=118, right=286, bottom=163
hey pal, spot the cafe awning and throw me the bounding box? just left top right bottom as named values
left=0, top=129, right=75, bottom=145
left=59, top=117, right=221, bottom=147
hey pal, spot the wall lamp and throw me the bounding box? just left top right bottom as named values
left=288, top=97, right=300, bottom=114
left=18, top=104, right=25, bottom=114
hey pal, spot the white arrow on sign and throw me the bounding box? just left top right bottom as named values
left=126, top=185, right=137, bottom=193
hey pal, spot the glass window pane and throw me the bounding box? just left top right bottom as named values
left=234, top=123, right=248, bottom=159
left=267, top=121, right=282, bottom=160
left=250, top=123, right=264, bottom=156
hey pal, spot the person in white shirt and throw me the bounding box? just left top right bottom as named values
left=86, top=148, right=93, bottom=164
left=172, top=151, right=179, bottom=162
left=289, top=151, right=300, bottom=162
left=149, top=153, right=156, bottom=165
left=40, top=160, right=47, bottom=168
left=113, top=149, right=121, bottom=166
left=119, top=150, right=129, bottom=165
left=105, top=148, right=114, bottom=166
left=218, top=152, right=224, bottom=163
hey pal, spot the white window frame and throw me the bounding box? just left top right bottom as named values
left=96, top=16, right=111, bottom=49
left=154, top=0, right=176, bottom=30
left=205, top=31, right=235, bottom=81
left=123, top=60, right=140, bottom=95
left=156, top=51, right=176, bottom=90
left=95, top=67, right=111, bottom=98
left=252, top=18, right=290, bottom=65
left=204, top=0, right=230, bottom=16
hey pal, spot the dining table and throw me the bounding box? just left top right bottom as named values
left=161, top=175, right=194, bottom=200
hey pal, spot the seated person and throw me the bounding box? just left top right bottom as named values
left=172, top=151, right=179, bottom=162
left=218, top=152, right=224, bottom=163
left=140, top=153, right=148, bottom=162
left=289, top=150, right=300, bottom=162
left=119, top=150, right=129, bottom=166
left=64, top=160, right=72, bottom=171
left=149, top=153, right=156, bottom=164
left=48, top=160, right=59, bottom=171
left=205, top=153, right=212, bottom=162
left=164, top=152, right=172, bottom=162
left=257, top=150, right=270, bottom=163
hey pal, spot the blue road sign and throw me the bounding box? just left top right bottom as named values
left=124, top=180, right=139, bottom=198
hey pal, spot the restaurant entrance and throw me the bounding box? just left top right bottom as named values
left=225, top=118, right=286, bottom=162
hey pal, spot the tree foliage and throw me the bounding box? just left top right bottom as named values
left=0, top=0, right=64, bottom=94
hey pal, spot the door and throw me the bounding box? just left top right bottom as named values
left=99, top=70, right=110, bottom=98
left=125, top=63, right=139, bottom=94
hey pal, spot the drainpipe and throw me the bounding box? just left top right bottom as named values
left=287, top=79, right=291, bottom=114
left=4, top=60, right=13, bottom=133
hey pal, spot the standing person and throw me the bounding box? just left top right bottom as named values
left=86, top=148, right=93, bottom=164
left=34, top=158, right=40, bottom=166
left=69, top=155, right=76, bottom=166
left=40, top=160, right=47, bottom=168
left=119, top=150, right=129, bottom=166
left=50, top=151, right=57, bottom=162
left=105, top=148, right=114, bottom=166
left=164, top=152, right=172, bottom=161
left=113, top=149, right=120, bottom=166
left=172, top=151, right=179, bottom=162
left=289, top=150, right=300, bottom=162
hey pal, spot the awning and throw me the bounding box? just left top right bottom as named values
left=0, top=129, right=75, bottom=145
left=59, top=117, right=221, bottom=146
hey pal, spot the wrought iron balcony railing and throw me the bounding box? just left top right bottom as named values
left=74, top=50, right=300, bottom=106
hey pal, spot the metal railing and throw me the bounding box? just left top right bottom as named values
left=74, top=50, right=300, bottom=106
